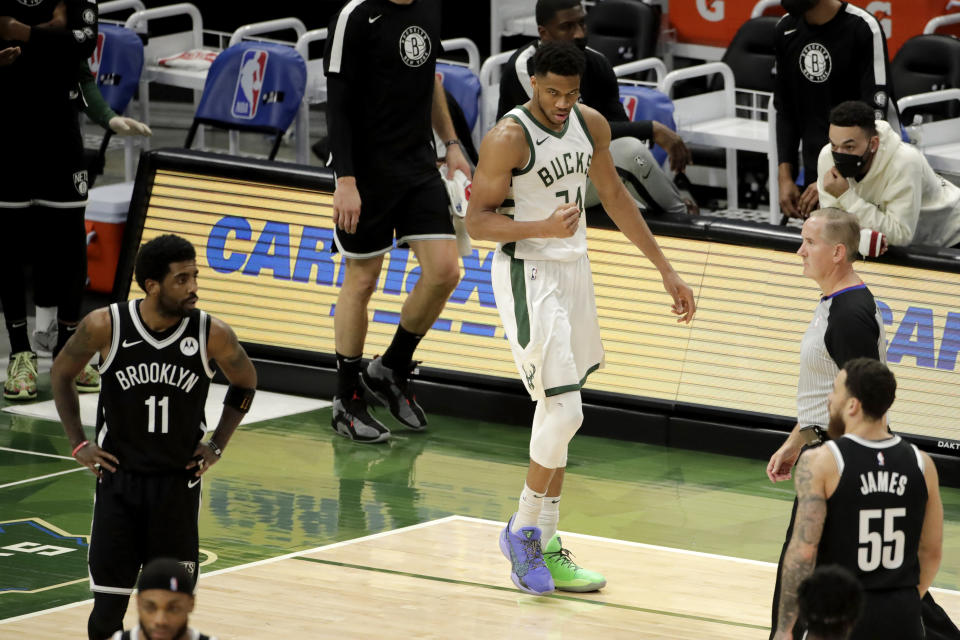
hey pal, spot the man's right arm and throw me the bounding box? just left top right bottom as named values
left=773, top=30, right=800, bottom=172
left=774, top=449, right=829, bottom=639
left=465, top=120, right=578, bottom=243
left=774, top=28, right=803, bottom=216
left=323, top=10, right=362, bottom=180
left=918, top=451, right=943, bottom=597
left=323, top=10, right=363, bottom=232
left=51, top=308, right=118, bottom=476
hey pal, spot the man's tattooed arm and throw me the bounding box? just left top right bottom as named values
left=776, top=450, right=828, bottom=636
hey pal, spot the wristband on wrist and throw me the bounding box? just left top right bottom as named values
left=206, top=440, right=223, bottom=458
left=223, top=384, right=255, bottom=413
left=444, top=139, right=460, bottom=148
left=72, top=440, right=90, bottom=457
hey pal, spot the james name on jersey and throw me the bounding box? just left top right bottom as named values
left=536, top=151, right=593, bottom=188
left=114, top=363, right=201, bottom=393
left=859, top=469, right=909, bottom=497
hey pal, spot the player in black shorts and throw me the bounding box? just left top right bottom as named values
left=323, top=0, right=472, bottom=443
left=112, top=557, right=218, bottom=640
left=0, top=0, right=101, bottom=400
left=774, top=359, right=943, bottom=640
left=50, top=235, right=257, bottom=640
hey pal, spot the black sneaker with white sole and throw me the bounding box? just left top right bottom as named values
left=360, top=357, right=427, bottom=430
left=331, top=393, right=391, bottom=443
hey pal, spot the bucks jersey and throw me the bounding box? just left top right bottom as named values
left=818, top=434, right=927, bottom=590
left=97, top=300, right=214, bottom=474
left=501, top=103, right=594, bottom=261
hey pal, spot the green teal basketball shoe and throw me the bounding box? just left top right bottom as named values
left=542, top=535, right=607, bottom=592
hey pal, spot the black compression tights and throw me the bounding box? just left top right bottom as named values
left=88, top=592, right=129, bottom=640
left=33, top=205, right=87, bottom=324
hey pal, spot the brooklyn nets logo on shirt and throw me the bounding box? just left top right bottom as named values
left=799, top=42, right=831, bottom=83
left=399, top=26, right=431, bottom=67
left=73, top=170, right=88, bottom=196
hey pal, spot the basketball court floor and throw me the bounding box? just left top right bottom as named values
left=1, top=362, right=959, bottom=638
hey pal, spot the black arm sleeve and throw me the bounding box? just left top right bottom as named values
left=773, top=30, right=800, bottom=171
left=322, top=10, right=362, bottom=179
left=325, top=74, right=355, bottom=178
left=591, top=52, right=653, bottom=143
left=609, top=120, right=654, bottom=143
left=497, top=50, right=531, bottom=120
left=593, top=55, right=629, bottom=124
left=854, top=18, right=901, bottom=131
left=28, top=0, right=98, bottom=62
left=824, top=304, right=881, bottom=369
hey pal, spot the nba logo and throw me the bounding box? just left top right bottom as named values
left=89, top=32, right=105, bottom=76
left=232, top=49, right=269, bottom=120
left=620, top=95, right=638, bottom=121
left=435, top=70, right=445, bottom=84
left=877, top=452, right=885, bottom=466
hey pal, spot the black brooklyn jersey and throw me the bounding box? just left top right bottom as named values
left=97, top=300, right=214, bottom=474
left=324, top=0, right=441, bottom=180
left=818, top=435, right=927, bottom=590
left=774, top=2, right=900, bottom=183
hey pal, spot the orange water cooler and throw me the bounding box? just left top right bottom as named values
left=85, top=182, right=134, bottom=293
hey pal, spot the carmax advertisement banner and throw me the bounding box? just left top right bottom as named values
left=125, top=159, right=960, bottom=448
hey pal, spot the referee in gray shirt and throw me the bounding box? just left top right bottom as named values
left=768, top=207, right=885, bottom=484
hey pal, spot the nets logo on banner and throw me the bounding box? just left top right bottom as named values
left=89, top=32, right=105, bottom=76
left=232, top=49, right=269, bottom=120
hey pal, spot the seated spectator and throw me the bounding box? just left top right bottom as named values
left=497, top=0, right=697, bottom=216
left=798, top=565, right=863, bottom=640
left=817, top=101, right=960, bottom=248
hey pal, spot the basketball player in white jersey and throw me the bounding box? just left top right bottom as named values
left=465, top=41, right=696, bottom=595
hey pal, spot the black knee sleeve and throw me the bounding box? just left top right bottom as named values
left=88, top=592, right=129, bottom=640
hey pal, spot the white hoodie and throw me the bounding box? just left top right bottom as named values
left=817, top=120, right=960, bottom=247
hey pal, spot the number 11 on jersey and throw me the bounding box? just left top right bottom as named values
left=145, top=395, right=170, bottom=434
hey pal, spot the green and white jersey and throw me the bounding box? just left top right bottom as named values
left=500, top=104, right=594, bottom=262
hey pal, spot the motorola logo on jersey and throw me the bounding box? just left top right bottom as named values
left=799, top=42, right=831, bottom=83
left=695, top=0, right=724, bottom=22
left=232, top=49, right=269, bottom=120
left=399, top=26, right=431, bottom=67
left=180, top=337, right=199, bottom=357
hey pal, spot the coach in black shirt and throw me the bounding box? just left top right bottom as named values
left=323, top=0, right=470, bottom=443
left=497, top=0, right=695, bottom=216
left=774, top=0, right=900, bottom=218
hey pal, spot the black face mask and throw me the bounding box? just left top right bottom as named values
left=574, top=36, right=587, bottom=51
left=832, top=145, right=875, bottom=179
left=781, top=0, right=817, bottom=16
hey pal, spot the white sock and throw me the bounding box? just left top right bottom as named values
left=35, top=306, right=57, bottom=332
left=537, top=496, right=560, bottom=544
left=512, top=483, right=545, bottom=533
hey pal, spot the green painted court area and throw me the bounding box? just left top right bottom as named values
left=3, top=378, right=960, bottom=622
